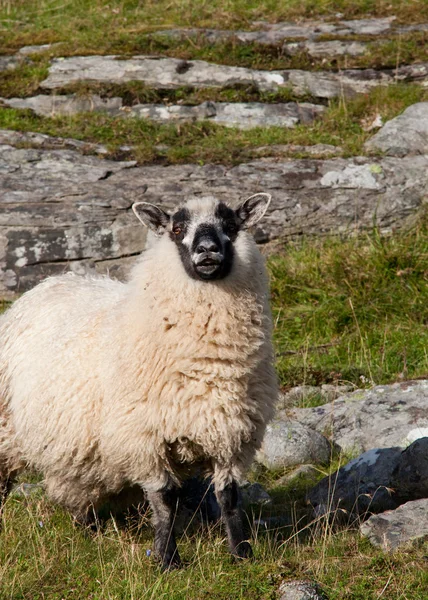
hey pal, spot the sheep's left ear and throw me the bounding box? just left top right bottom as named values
left=132, top=202, right=170, bottom=235
left=235, top=193, right=271, bottom=229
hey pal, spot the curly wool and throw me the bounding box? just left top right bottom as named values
left=0, top=201, right=278, bottom=518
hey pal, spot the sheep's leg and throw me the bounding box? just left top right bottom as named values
left=0, top=472, right=14, bottom=524
left=216, top=480, right=253, bottom=559
left=146, top=485, right=181, bottom=571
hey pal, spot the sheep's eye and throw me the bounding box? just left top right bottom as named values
left=226, top=221, right=238, bottom=234
left=173, top=226, right=182, bottom=235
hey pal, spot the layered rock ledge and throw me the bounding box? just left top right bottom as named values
left=1, top=129, right=427, bottom=297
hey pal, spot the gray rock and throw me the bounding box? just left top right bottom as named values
left=17, top=43, right=63, bottom=56
left=1, top=133, right=428, bottom=297
left=307, top=447, right=402, bottom=519
left=284, top=40, right=367, bottom=58
left=289, top=381, right=428, bottom=454
left=278, top=580, right=327, bottom=600
left=241, top=482, right=273, bottom=506
left=256, top=419, right=333, bottom=469
left=339, top=17, right=395, bottom=35
left=1, top=94, right=123, bottom=117
left=0, top=55, right=20, bottom=72
left=361, top=498, right=428, bottom=551
left=39, top=56, right=428, bottom=99
left=277, top=384, right=353, bottom=410
left=390, top=437, right=428, bottom=504
left=127, top=100, right=325, bottom=128
left=11, top=482, right=44, bottom=498
left=151, top=17, right=402, bottom=45
left=253, top=144, right=343, bottom=157
left=365, top=102, right=428, bottom=156
left=0, top=128, right=109, bottom=154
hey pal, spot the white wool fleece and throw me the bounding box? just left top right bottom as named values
left=0, top=200, right=278, bottom=517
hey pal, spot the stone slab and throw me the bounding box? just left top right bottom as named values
left=1, top=131, right=427, bottom=297
left=40, top=56, right=428, bottom=99
left=361, top=498, right=428, bottom=551
left=2, top=95, right=325, bottom=128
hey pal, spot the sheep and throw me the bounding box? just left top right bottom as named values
left=0, top=193, right=278, bottom=569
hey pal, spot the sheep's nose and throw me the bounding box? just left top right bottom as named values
left=196, top=240, right=220, bottom=254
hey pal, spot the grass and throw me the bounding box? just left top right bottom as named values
left=0, top=470, right=427, bottom=599
left=270, top=213, right=428, bottom=388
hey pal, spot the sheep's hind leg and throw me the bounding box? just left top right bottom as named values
left=0, top=471, right=15, bottom=526
left=216, top=480, right=253, bottom=560
left=145, top=484, right=182, bottom=571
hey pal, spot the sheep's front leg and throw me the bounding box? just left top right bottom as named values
left=145, top=485, right=182, bottom=571
left=216, top=480, right=253, bottom=559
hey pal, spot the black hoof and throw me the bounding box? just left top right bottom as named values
left=160, top=555, right=182, bottom=572
left=233, top=540, right=253, bottom=560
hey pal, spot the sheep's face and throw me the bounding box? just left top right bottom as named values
left=133, top=194, right=271, bottom=281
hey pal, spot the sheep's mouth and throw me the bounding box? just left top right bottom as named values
left=193, top=255, right=223, bottom=279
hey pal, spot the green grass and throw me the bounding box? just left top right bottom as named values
left=1, top=476, right=427, bottom=599
left=269, top=214, right=428, bottom=388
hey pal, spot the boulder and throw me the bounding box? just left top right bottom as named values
left=390, top=437, right=428, bottom=504
left=365, top=102, right=428, bottom=156
left=256, top=420, right=334, bottom=469
left=361, top=498, right=428, bottom=551
left=307, top=447, right=402, bottom=519
left=289, top=381, right=428, bottom=454
left=307, top=438, right=428, bottom=520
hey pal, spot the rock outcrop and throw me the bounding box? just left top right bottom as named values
left=2, top=131, right=427, bottom=297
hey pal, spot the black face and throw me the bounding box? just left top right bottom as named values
left=169, top=203, right=240, bottom=281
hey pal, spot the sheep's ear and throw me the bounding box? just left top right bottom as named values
left=132, top=202, right=170, bottom=234
left=235, top=193, right=271, bottom=229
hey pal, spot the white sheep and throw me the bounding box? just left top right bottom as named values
left=0, top=193, right=278, bottom=569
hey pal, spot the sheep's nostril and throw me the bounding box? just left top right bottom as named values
left=196, top=241, right=219, bottom=254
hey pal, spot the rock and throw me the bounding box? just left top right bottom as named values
left=307, top=448, right=402, bottom=519
left=365, top=102, right=428, bottom=156
left=284, top=40, right=367, bottom=58
left=0, top=128, right=109, bottom=154
left=127, top=100, right=325, bottom=128
left=390, top=437, right=428, bottom=504
left=1, top=133, right=428, bottom=297
left=1, top=95, right=325, bottom=128
left=1, top=94, right=123, bottom=117
left=339, top=17, right=395, bottom=35
left=39, top=56, right=428, bottom=99
left=253, top=144, right=343, bottom=157
left=17, top=43, right=63, bottom=56
left=11, top=482, right=44, bottom=498
left=151, top=17, right=411, bottom=46
left=241, top=482, right=273, bottom=507
left=361, top=498, right=428, bottom=551
left=278, top=580, right=327, bottom=600
left=0, top=55, right=20, bottom=72
left=40, top=55, right=290, bottom=93
left=277, top=384, right=353, bottom=410
left=289, top=381, right=428, bottom=454
left=256, top=419, right=334, bottom=469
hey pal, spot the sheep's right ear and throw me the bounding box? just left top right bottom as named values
left=132, top=202, right=170, bottom=235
